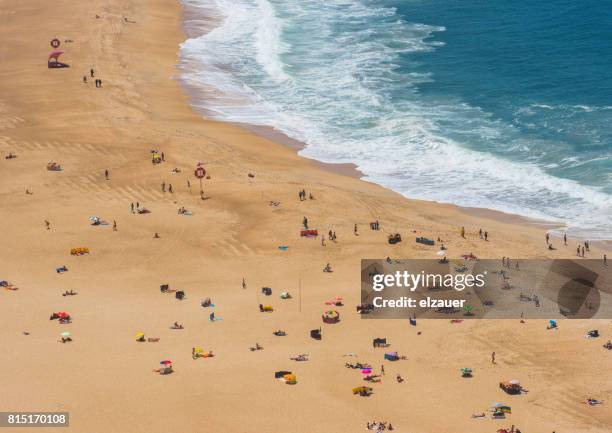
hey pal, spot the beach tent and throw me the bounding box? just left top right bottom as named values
left=262, top=287, right=272, bottom=296
left=280, top=291, right=291, bottom=299
left=152, top=153, right=162, bottom=164
left=388, top=233, right=402, bottom=244
left=48, top=50, right=69, bottom=68
left=322, top=310, right=340, bottom=324
left=275, top=370, right=292, bottom=379
left=47, top=162, right=62, bottom=171
left=373, top=338, right=387, bottom=347
left=384, top=352, right=399, bottom=361
left=135, top=332, right=145, bottom=342
left=310, top=328, right=322, bottom=340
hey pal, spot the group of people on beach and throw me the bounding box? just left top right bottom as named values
left=366, top=421, right=393, bottom=432
left=82, top=68, right=103, bottom=87
left=298, top=189, right=313, bottom=201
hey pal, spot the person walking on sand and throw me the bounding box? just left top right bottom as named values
left=90, top=68, right=95, bottom=78
left=130, top=202, right=134, bottom=213
left=577, top=245, right=581, bottom=257
left=242, top=278, right=247, bottom=290
left=582, top=246, right=585, bottom=257
left=105, top=169, right=109, bottom=180
left=354, top=224, right=358, bottom=235
left=113, top=220, right=117, bottom=231
left=491, top=351, right=496, bottom=364
left=461, top=226, right=465, bottom=238
left=187, top=180, right=191, bottom=189
left=564, top=233, right=567, bottom=245
left=161, top=152, right=165, bottom=161
left=161, top=182, right=165, bottom=192
left=585, top=240, right=590, bottom=252
left=546, top=233, right=550, bottom=244
left=168, top=184, right=173, bottom=193
left=604, top=254, right=608, bottom=266
left=381, top=365, right=385, bottom=375
left=83, top=75, right=87, bottom=83
left=45, top=220, right=50, bottom=230
left=484, top=231, right=488, bottom=241
left=321, top=234, right=326, bottom=246
left=479, top=228, right=483, bottom=239
left=303, top=216, right=308, bottom=229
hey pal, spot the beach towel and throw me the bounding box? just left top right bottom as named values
left=416, top=237, right=434, bottom=246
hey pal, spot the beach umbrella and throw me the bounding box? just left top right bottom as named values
left=48, top=50, right=64, bottom=60
left=160, top=360, right=172, bottom=365
left=60, top=331, right=71, bottom=338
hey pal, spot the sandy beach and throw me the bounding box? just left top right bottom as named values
left=0, top=1, right=610, bottom=432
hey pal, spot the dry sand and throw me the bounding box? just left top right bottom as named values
left=0, top=0, right=610, bottom=432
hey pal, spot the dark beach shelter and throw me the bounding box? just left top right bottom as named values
left=275, top=370, right=292, bottom=379
left=310, top=328, right=322, bottom=340
left=48, top=50, right=69, bottom=68
left=373, top=338, right=387, bottom=347
left=262, top=287, right=272, bottom=296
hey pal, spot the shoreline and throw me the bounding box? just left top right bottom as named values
left=177, top=0, right=610, bottom=246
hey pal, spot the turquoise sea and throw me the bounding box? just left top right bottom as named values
left=180, top=0, right=612, bottom=238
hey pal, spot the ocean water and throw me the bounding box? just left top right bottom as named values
left=179, top=0, right=612, bottom=239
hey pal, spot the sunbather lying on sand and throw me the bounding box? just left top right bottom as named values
left=170, top=322, right=183, bottom=329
